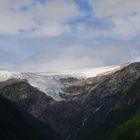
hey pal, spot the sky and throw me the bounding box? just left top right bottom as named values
left=0, top=0, right=140, bottom=72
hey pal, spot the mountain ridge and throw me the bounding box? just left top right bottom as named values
left=0, top=62, right=140, bottom=140
left=0, top=64, right=128, bottom=100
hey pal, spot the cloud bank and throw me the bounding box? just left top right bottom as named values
left=0, top=0, right=140, bottom=71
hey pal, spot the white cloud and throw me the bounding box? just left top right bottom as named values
left=112, top=14, right=140, bottom=37
left=0, top=0, right=31, bottom=10
left=25, top=24, right=71, bottom=37
left=17, top=42, right=140, bottom=72
left=0, top=0, right=82, bottom=36
left=88, top=0, right=140, bottom=38
left=0, top=12, right=36, bottom=35
left=0, top=34, right=139, bottom=71
left=29, top=0, right=82, bottom=22
left=0, top=0, right=140, bottom=71
left=89, top=0, right=140, bottom=18
left=19, top=45, right=105, bottom=71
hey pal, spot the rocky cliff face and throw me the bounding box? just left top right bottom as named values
left=0, top=62, right=140, bottom=140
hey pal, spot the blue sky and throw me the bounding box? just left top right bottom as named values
left=0, top=0, right=140, bottom=71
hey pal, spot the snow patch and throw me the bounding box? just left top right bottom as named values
left=0, top=70, right=23, bottom=81
left=0, top=64, right=128, bottom=101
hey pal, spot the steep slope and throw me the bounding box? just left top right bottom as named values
left=88, top=77, right=140, bottom=140
left=37, top=62, right=140, bottom=140
left=0, top=78, right=55, bottom=119
left=0, top=79, right=62, bottom=140
left=0, top=64, right=127, bottom=101
left=0, top=95, right=48, bottom=140
left=0, top=62, right=139, bottom=140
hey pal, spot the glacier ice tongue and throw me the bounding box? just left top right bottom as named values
left=22, top=73, right=64, bottom=101
left=0, top=64, right=128, bottom=101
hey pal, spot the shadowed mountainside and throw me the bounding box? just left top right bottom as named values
left=0, top=62, right=140, bottom=140
left=0, top=95, right=49, bottom=140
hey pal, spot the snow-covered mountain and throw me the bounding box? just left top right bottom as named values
left=0, top=64, right=128, bottom=101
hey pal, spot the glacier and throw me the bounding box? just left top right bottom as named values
left=0, top=65, right=128, bottom=101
